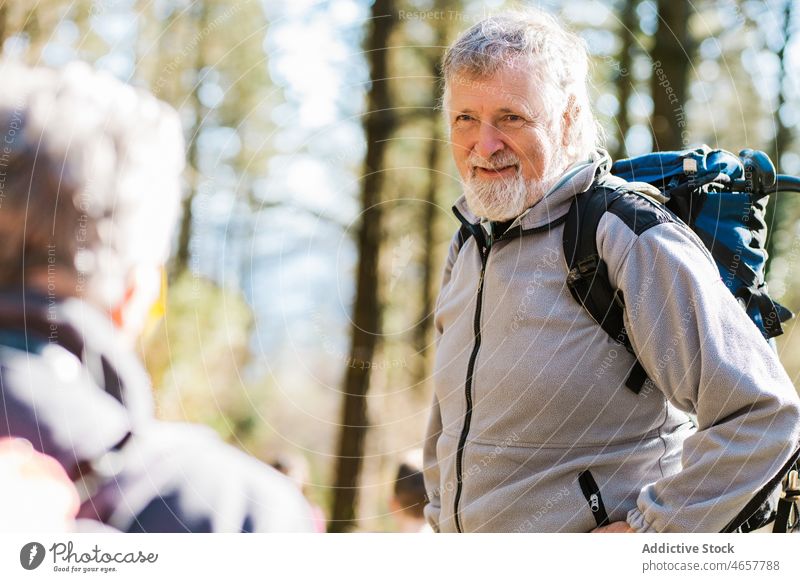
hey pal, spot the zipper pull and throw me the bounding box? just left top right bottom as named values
left=578, top=470, right=610, bottom=528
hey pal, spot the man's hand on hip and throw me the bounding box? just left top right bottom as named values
left=591, top=521, right=635, bottom=533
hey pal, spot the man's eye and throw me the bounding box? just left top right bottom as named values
left=454, top=114, right=476, bottom=124
left=500, top=115, right=526, bottom=127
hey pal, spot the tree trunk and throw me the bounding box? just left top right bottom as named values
left=650, top=0, right=692, bottom=150
left=413, top=119, right=441, bottom=386
left=0, top=4, right=8, bottom=46
left=328, top=0, right=396, bottom=533
left=613, top=0, right=638, bottom=161
left=173, top=1, right=209, bottom=277
left=765, top=0, right=793, bottom=275
left=413, top=0, right=450, bottom=388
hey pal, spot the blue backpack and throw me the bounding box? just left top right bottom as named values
left=564, top=146, right=798, bottom=392
left=563, top=145, right=800, bottom=533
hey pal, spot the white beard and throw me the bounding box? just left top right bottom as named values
left=462, top=151, right=566, bottom=222
left=463, top=169, right=551, bottom=222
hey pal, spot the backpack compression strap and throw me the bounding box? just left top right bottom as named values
left=691, top=226, right=790, bottom=339
left=772, top=455, right=800, bottom=533
left=562, top=182, right=674, bottom=394
left=720, top=443, right=800, bottom=533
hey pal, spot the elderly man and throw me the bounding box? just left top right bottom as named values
left=423, top=11, right=800, bottom=533
left=0, top=62, right=313, bottom=532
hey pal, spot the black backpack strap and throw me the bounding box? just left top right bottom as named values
left=452, top=204, right=489, bottom=258
left=563, top=183, right=627, bottom=342
left=455, top=223, right=471, bottom=254
left=720, top=444, right=800, bottom=533
left=772, top=495, right=794, bottom=533
left=563, top=183, right=645, bottom=393
left=563, top=182, right=675, bottom=394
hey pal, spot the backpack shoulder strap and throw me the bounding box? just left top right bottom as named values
left=563, top=181, right=675, bottom=394
left=455, top=223, right=471, bottom=254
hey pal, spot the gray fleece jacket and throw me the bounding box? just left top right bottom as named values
left=423, top=149, right=800, bottom=533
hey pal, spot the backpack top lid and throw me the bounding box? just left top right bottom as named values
left=611, top=145, right=744, bottom=192
left=610, top=145, right=792, bottom=339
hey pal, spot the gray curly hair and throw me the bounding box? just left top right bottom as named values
left=0, top=61, right=184, bottom=309
left=442, top=9, right=603, bottom=161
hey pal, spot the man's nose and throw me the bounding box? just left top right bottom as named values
left=474, top=122, right=505, bottom=160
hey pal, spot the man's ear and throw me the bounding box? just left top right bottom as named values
left=562, top=94, right=580, bottom=147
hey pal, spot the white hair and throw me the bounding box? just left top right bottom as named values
left=442, top=9, right=603, bottom=161
left=0, top=61, right=184, bottom=308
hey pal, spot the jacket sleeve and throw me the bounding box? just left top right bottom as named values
left=422, top=231, right=462, bottom=533
left=599, top=216, right=800, bottom=533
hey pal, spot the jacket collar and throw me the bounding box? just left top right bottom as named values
left=0, top=288, right=154, bottom=426
left=453, top=149, right=615, bottom=235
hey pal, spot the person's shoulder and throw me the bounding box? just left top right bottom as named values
left=592, top=179, right=715, bottom=284
left=0, top=341, right=106, bottom=401
left=98, top=421, right=316, bottom=532
left=0, top=342, right=132, bottom=478
left=592, top=177, right=679, bottom=238
left=0, top=332, right=48, bottom=374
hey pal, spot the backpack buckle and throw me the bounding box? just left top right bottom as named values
left=567, top=254, right=599, bottom=287
left=783, top=469, right=800, bottom=501
left=577, top=254, right=599, bottom=275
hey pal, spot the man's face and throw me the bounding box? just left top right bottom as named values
left=446, top=63, right=568, bottom=221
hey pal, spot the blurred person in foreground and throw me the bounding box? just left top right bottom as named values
left=0, top=438, right=79, bottom=532
left=0, top=61, right=313, bottom=532
left=423, top=10, right=800, bottom=533
left=270, top=452, right=327, bottom=532
left=389, top=450, right=431, bottom=533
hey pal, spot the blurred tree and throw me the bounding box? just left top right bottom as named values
left=413, top=0, right=453, bottom=389
left=174, top=0, right=210, bottom=276
left=613, top=0, right=639, bottom=160
left=0, top=4, right=7, bottom=45
left=765, top=0, right=794, bottom=274
left=329, top=0, right=397, bottom=533
left=0, top=3, right=34, bottom=59
left=135, top=0, right=273, bottom=279
left=140, top=273, right=257, bottom=441
left=135, top=0, right=187, bottom=106
left=650, top=0, right=693, bottom=150
left=338, top=0, right=470, bottom=531
left=132, top=0, right=280, bottom=448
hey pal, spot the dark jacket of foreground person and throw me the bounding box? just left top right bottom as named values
left=0, top=290, right=314, bottom=532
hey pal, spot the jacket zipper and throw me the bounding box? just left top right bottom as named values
left=578, top=470, right=610, bottom=529
left=447, top=210, right=569, bottom=532
left=453, top=237, right=490, bottom=533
